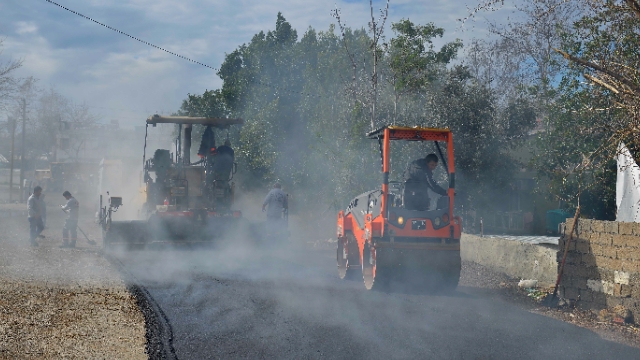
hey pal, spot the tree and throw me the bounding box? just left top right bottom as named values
left=533, top=0, right=640, bottom=218
left=35, top=88, right=68, bottom=162
left=555, top=1, right=640, bottom=151
left=63, top=103, right=99, bottom=160
left=333, top=0, right=391, bottom=130
left=30, top=88, right=100, bottom=161
left=0, top=39, right=22, bottom=113
left=179, top=12, right=538, bottom=217
left=384, top=20, right=462, bottom=123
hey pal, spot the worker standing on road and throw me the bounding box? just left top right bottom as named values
left=60, top=190, right=79, bottom=248
left=27, top=186, right=45, bottom=247
left=262, top=182, right=288, bottom=241
left=404, top=153, right=447, bottom=211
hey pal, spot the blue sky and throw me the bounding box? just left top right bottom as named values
left=0, top=0, right=502, bottom=126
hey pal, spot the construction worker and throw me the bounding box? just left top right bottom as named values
left=404, top=153, right=447, bottom=211
left=60, top=190, right=79, bottom=248
left=212, top=139, right=235, bottom=181
left=262, top=182, right=288, bottom=241
left=216, top=139, right=235, bottom=159
left=27, top=186, right=45, bottom=247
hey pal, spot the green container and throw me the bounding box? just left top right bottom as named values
left=546, top=209, right=571, bottom=235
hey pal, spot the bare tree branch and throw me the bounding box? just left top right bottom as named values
left=624, top=0, right=640, bottom=18
left=583, top=73, right=620, bottom=94
left=554, top=48, right=640, bottom=95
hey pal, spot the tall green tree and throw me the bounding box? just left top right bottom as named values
left=385, top=20, right=462, bottom=123
left=179, top=13, right=537, bottom=216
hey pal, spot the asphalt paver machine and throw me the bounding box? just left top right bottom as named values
left=100, top=115, right=244, bottom=248
left=336, top=126, right=462, bottom=291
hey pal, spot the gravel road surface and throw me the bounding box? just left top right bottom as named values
left=0, top=207, right=147, bottom=359
left=111, top=240, right=639, bottom=360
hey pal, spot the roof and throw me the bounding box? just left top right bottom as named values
left=366, top=125, right=451, bottom=141
left=146, top=115, right=244, bottom=127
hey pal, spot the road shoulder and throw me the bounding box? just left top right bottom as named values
left=0, top=210, right=147, bottom=359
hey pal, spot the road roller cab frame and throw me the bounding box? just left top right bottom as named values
left=101, top=115, right=244, bottom=248
left=336, top=126, right=462, bottom=290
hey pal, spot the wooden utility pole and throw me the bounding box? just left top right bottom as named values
left=19, top=98, right=26, bottom=201
left=8, top=116, right=16, bottom=202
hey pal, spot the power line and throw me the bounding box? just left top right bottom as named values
left=44, top=0, right=218, bottom=71
left=43, top=0, right=324, bottom=99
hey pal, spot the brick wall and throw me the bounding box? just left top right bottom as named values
left=559, top=218, right=640, bottom=319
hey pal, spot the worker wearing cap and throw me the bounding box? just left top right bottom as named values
left=27, top=186, right=45, bottom=247
left=262, top=182, right=288, bottom=241
left=60, top=190, right=79, bottom=248
left=404, top=153, right=447, bottom=211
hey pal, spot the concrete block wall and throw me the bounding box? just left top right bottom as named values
left=559, top=218, right=640, bottom=319
left=461, top=234, right=558, bottom=285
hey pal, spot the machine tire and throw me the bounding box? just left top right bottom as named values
left=362, top=242, right=390, bottom=290
left=360, top=243, right=395, bottom=291
left=337, top=232, right=359, bottom=280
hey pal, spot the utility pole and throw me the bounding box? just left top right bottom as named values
left=8, top=116, right=16, bottom=202
left=19, top=98, right=26, bottom=202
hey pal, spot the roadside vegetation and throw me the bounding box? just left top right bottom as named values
left=2, top=0, right=639, bottom=224
left=176, top=1, right=640, bottom=222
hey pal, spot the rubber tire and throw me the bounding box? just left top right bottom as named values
left=360, top=243, right=377, bottom=290
left=337, top=232, right=360, bottom=280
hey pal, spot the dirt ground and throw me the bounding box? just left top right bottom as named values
left=460, top=261, right=640, bottom=349
left=0, top=203, right=147, bottom=359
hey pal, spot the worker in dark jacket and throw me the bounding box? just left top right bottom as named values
left=262, top=182, right=288, bottom=241
left=404, top=153, right=447, bottom=210
left=212, top=139, right=235, bottom=181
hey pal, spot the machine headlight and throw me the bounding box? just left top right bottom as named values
left=434, top=217, right=441, bottom=227
left=397, top=216, right=404, bottom=225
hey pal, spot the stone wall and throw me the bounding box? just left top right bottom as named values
left=559, top=218, right=640, bottom=319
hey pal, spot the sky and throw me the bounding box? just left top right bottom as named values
left=0, top=0, right=504, bottom=127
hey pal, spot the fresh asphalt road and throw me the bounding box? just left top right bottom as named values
left=113, top=242, right=638, bottom=360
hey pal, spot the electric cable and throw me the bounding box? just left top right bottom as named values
left=43, top=0, right=324, bottom=99
left=44, top=0, right=218, bottom=71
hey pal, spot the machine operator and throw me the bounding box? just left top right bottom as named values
left=404, top=153, right=447, bottom=211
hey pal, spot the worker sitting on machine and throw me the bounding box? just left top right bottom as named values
left=403, top=153, right=447, bottom=211
left=211, top=139, right=234, bottom=181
